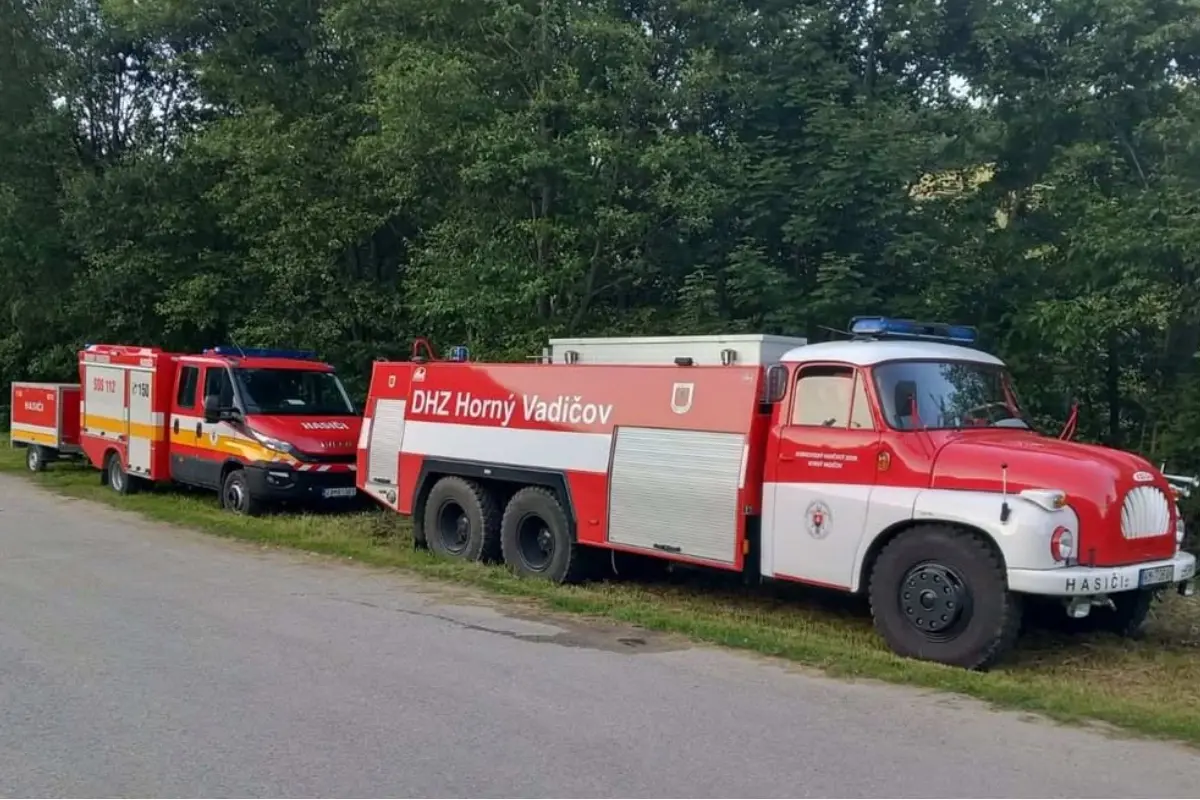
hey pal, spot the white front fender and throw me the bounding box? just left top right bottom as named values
left=850, top=488, right=1081, bottom=592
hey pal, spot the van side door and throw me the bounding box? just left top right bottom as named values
left=169, top=364, right=203, bottom=486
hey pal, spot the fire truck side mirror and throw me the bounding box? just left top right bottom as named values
left=202, top=394, right=222, bottom=424
left=764, top=364, right=789, bottom=404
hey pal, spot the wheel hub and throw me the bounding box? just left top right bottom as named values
left=517, top=515, right=555, bottom=571
left=899, top=563, right=969, bottom=638
left=227, top=482, right=244, bottom=510
left=435, top=502, right=471, bottom=553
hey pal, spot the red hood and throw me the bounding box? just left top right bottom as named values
left=931, top=430, right=1177, bottom=566
left=244, top=414, right=362, bottom=456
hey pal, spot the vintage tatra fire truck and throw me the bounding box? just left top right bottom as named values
left=11, top=344, right=362, bottom=514
left=356, top=320, right=1196, bottom=669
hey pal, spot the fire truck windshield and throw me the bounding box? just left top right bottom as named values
left=872, top=359, right=1028, bottom=431
left=232, top=368, right=356, bottom=416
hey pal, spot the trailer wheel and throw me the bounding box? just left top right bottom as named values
left=106, top=451, right=138, bottom=495
left=422, top=476, right=501, bottom=562
left=868, top=524, right=1022, bottom=670
left=26, top=445, right=46, bottom=473
left=500, top=486, right=589, bottom=583
left=221, top=469, right=264, bottom=517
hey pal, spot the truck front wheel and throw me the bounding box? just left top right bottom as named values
left=1074, top=588, right=1155, bottom=638
left=869, top=524, right=1022, bottom=670
left=221, top=469, right=264, bottom=516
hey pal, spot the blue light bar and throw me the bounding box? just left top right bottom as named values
left=205, top=346, right=320, bottom=361
left=848, top=316, right=977, bottom=345
left=449, top=345, right=470, bottom=362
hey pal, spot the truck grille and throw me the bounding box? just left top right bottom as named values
left=1121, top=486, right=1172, bottom=539
left=298, top=452, right=356, bottom=464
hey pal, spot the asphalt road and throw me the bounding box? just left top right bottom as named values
left=1, top=475, right=1199, bottom=798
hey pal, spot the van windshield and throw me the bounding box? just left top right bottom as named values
left=233, top=368, right=356, bottom=416
left=872, top=360, right=1027, bottom=430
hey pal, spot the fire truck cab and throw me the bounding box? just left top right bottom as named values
left=79, top=344, right=361, bottom=514
left=356, top=321, right=1196, bottom=669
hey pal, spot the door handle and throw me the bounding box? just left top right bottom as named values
left=195, top=422, right=202, bottom=437
left=173, top=418, right=179, bottom=434
left=780, top=453, right=795, bottom=462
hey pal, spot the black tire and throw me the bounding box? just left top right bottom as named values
left=869, top=524, right=1022, bottom=670
left=106, top=451, right=137, bottom=495
left=422, top=476, right=502, bottom=562
left=1075, top=589, right=1156, bottom=638
left=500, top=486, right=590, bottom=583
left=220, top=468, right=264, bottom=516
left=26, top=445, right=46, bottom=473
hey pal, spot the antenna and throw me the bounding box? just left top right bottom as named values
left=999, top=462, right=1011, bottom=523
left=819, top=324, right=852, bottom=340
left=228, top=334, right=247, bottom=358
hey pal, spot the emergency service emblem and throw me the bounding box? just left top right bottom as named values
left=670, top=382, right=694, bottom=415
left=805, top=500, right=832, bottom=539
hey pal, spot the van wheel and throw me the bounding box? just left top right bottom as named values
left=221, top=469, right=263, bottom=516
left=26, top=445, right=46, bottom=473
left=106, top=451, right=137, bottom=495
left=423, top=476, right=501, bottom=562
left=500, top=486, right=590, bottom=583
left=869, top=524, right=1022, bottom=670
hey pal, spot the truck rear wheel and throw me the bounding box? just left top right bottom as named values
left=106, top=451, right=138, bottom=495
left=500, top=486, right=590, bottom=583
left=869, top=524, right=1022, bottom=670
left=423, top=476, right=501, bottom=563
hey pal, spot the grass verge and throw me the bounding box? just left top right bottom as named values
left=3, top=443, right=1200, bottom=746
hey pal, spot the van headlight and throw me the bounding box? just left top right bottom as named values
left=250, top=429, right=298, bottom=457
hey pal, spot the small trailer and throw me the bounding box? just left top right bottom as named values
left=9, top=382, right=83, bottom=472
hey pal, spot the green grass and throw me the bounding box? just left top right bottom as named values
left=4, top=443, right=1200, bottom=747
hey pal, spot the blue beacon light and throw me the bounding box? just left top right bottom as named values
left=206, top=346, right=320, bottom=360
left=848, top=316, right=978, bottom=345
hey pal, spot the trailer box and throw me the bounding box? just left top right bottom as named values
left=9, top=381, right=82, bottom=472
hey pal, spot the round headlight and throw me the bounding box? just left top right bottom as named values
left=1051, top=526, right=1075, bottom=562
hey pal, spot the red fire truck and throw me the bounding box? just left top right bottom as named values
left=66, top=344, right=363, bottom=513
left=9, top=381, right=83, bottom=472
left=358, top=320, right=1196, bottom=669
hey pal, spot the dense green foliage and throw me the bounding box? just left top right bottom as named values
left=3, top=0, right=1199, bottom=476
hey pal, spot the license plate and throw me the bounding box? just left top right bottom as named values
left=1138, top=564, right=1174, bottom=588
left=322, top=487, right=357, bottom=499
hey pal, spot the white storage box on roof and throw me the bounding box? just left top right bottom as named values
left=545, top=334, right=809, bottom=366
